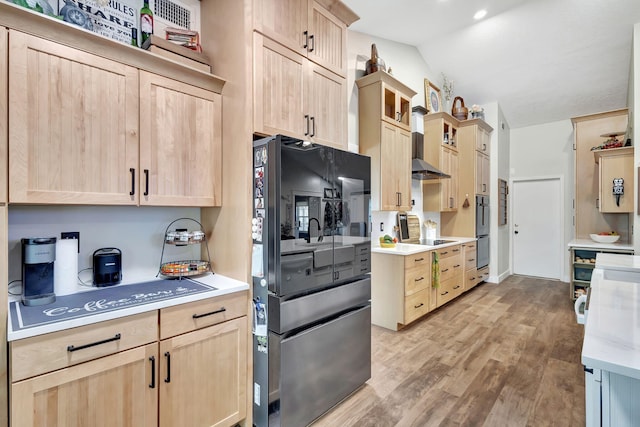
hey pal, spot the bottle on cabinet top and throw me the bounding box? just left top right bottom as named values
left=140, top=0, right=154, bottom=44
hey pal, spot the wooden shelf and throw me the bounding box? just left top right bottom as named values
left=592, top=146, right=633, bottom=164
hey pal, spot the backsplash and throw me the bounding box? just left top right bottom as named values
left=7, top=206, right=203, bottom=288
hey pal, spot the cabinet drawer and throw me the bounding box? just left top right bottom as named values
left=439, top=254, right=463, bottom=283
left=404, top=289, right=429, bottom=324
left=160, top=291, right=248, bottom=339
left=464, top=268, right=478, bottom=291
left=574, top=265, right=595, bottom=281
left=477, top=266, right=489, bottom=283
left=404, top=251, right=430, bottom=269
left=11, top=311, right=158, bottom=382
left=404, top=265, right=430, bottom=296
left=436, top=244, right=461, bottom=260
left=464, top=247, right=477, bottom=270
left=436, top=277, right=463, bottom=307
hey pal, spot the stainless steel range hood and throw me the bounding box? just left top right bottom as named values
left=411, top=133, right=451, bottom=180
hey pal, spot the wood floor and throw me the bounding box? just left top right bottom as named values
left=313, top=275, right=585, bottom=427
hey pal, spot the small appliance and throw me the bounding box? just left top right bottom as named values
left=92, top=247, right=122, bottom=286
left=21, top=237, right=57, bottom=306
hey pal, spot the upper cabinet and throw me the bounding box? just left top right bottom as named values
left=139, top=72, right=222, bottom=206
left=251, top=0, right=356, bottom=149
left=594, top=147, right=633, bottom=213
left=0, top=27, right=7, bottom=205
left=9, top=31, right=139, bottom=205
left=422, top=113, right=460, bottom=212
left=253, top=0, right=349, bottom=76
left=357, top=71, right=416, bottom=211
left=7, top=29, right=223, bottom=207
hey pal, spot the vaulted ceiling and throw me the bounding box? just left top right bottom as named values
left=342, top=0, right=640, bottom=129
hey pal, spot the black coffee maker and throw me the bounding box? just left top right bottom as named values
left=21, top=237, right=57, bottom=306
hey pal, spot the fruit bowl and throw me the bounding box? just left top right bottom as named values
left=589, top=233, right=620, bottom=243
left=380, top=242, right=396, bottom=248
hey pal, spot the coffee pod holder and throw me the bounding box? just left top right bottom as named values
left=157, top=217, right=213, bottom=278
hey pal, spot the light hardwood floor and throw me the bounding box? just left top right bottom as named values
left=313, top=275, right=585, bottom=427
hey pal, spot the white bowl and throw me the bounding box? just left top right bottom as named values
left=589, top=234, right=620, bottom=243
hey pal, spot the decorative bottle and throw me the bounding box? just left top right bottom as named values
left=140, top=0, right=154, bottom=45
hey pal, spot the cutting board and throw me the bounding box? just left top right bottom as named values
left=406, top=215, right=420, bottom=243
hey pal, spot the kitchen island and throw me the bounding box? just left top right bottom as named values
left=582, top=263, right=640, bottom=426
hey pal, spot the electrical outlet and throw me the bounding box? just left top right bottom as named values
left=61, top=232, right=80, bottom=253
left=379, top=222, right=384, bottom=232
left=411, top=199, right=415, bottom=206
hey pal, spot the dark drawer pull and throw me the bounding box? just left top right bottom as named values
left=143, top=169, right=149, bottom=196
left=415, top=277, right=424, bottom=282
left=453, top=249, right=460, bottom=252
left=442, top=268, right=449, bottom=273
left=470, top=276, right=476, bottom=280
left=193, top=307, right=226, bottom=319
left=454, top=264, right=461, bottom=268
left=440, top=291, right=449, bottom=296
left=361, top=258, right=369, bottom=263
left=129, top=168, right=135, bottom=196
left=67, top=333, right=121, bottom=352
left=440, top=251, right=448, bottom=255
left=468, top=258, right=475, bottom=262
left=415, top=257, right=424, bottom=262
left=164, top=352, right=171, bottom=383
left=360, top=268, right=368, bottom=272
left=414, top=303, right=424, bottom=309
left=453, top=285, right=461, bottom=290
left=149, top=356, right=156, bottom=388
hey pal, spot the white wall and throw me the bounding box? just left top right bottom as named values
left=510, top=120, right=574, bottom=282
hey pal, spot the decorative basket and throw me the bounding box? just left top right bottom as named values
left=160, top=260, right=210, bottom=277
left=452, top=96, right=468, bottom=120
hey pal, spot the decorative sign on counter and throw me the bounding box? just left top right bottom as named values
left=10, top=278, right=215, bottom=331
left=57, top=0, right=139, bottom=46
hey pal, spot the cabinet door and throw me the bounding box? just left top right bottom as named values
left=139, top=71, right=221, bottom=206
left=253, top=0, right=307, bottom=57
left=0, top=28, right=6, bottom=204
left=11, top=344, right=158, bottom=427
left=307, top=0, right=346, bottom=75
left=0, top=206, right=6, bottom=427
left=253, top=33, right=306, bottom=140
left=306, top=61, right=346, bottom=148
left=159, top=317, right=247, bottom=427
left=476, top=152, right=490, bottom=195
left=380, top=123, right=411, bottom=211
left=599, top=153, right=633, bottom=213
left=441, top=148, right=458, bottom=211
left=9, top=31, right=139, bottom=205
left=476, top=126, right=490, bottom=155
left=381, top=84, right=412, bottom=132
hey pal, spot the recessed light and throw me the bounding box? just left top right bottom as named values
left=474, top=9, right=487, bottom=20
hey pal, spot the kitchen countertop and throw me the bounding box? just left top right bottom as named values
left=7, top=273, right=249, bottom=341
left=582, top=267, right=640, bottom=379
left=595, top=253, right=640, bottom=271
left=372, top=237, right=477, bottom=255
left=568, top=238, right=634, bottom=252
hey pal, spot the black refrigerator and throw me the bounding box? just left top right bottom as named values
left=251, top=135, right=372, bottom=427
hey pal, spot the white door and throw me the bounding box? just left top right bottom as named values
left=512, top=178, right=562, bottom=279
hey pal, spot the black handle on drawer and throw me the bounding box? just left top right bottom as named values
left=453, top=248, right=460, bottom=252
left=415, top=277, right=424, bottom=282
left=143, top=169, right=149, bottom=196
left=440, top=291, right=449, bottom=296
left=442, top=268, right=449, bottom=273
left=164, top=351, right=171, bottom=383
left=129, top=168, right=135, bottom=196
left=453, top=285, right=461, bottom=290
left=67, top=333, right=121, bottom=352
left=440, top=251, right=448, bottom=255
left=149, top=356, right=156, bottom=388
left=415, top=257, right=424, bottom=262
left=454, top=264, right=461, bottom=268
left=414, top=303, right=424, bottom=309
left=192, top=307, right=226, bottom=319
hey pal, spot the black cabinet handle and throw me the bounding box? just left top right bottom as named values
left=442, top=268, right=449, bottom=273
left=149, top=356, right=156, bottom=388
left=129, top=168, right=135, bottom=196
left=143, top=169, right=149, bottom=196
left=414, top=303, right=424, bottom=308
left=304, top=114, right=310, bottom=136
left=310, top=116, right=315, bottom=137
left=192, top=307, right=226, bottom=319
left=415, top=257, right=424, bottom=262
left=441, top=291, right=449, bottom=296
left=415, top=277, right=424, bottom=282
left=454, top=264, right=461, bottom=268
left=303, top=30, right=308, bottom=48
left=309, top=34, right=315, bottom=52
left=584, top=366, right=594, bottom=374
left=453, top=248, right=460, bottom=252
left=453, top=285, right=461, bottom=290
left=67, top=333, right=121, bottom=352
left=164, top=351, right=171, bottom=383
left=441, top=251, right=448, bottom=255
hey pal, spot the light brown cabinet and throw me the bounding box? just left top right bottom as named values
left=434, top=245, right=463, bottom=307
left=594, top=147, right=633, bottom=213
left=10, top=292, right=249, bottom=427
left=422, top=113, right=460, bottom=212
left=357, top=71, right=416, bottom=211
left=139, top=71, right=222, bottom=206
left=0, top=205, right=6, bottom=427
left=476, top=152, right=490, bottom=196
left=462, top=242, right=478, bottom=291
left=253, top=34, right=346, bottom=149
left=440, top=147, right=459, bottom=212
left=371, top=250, right=432, bottom=331
left=253, top=0, right=348, bottom=76
left=8, top=31, right=223, bottom=207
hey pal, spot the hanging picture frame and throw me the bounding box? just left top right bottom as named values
left=424, top=79, right=441, bottom=114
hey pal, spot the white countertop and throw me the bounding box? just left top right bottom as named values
left=372, top=237, right=476, bottom=256
left=568, top=238, right=634, bottom=252
left=7, top=273, right=249, bottom=341
left=596, top=253, right=640, bottom=271
left=582, top=268, right=640, bottom=379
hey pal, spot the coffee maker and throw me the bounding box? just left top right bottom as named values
left=22, top=237, right=57, bottom=306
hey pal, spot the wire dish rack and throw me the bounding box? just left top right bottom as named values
left=157, top=217, right=213, bottom=279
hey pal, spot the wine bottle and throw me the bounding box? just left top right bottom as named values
left=131, top=28, right=138, bottom=47
left=140, top=0, right=153, bottom=44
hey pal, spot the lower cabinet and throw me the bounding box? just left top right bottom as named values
left=10, top=292, right=248, bottom=427
left=463, top=242, right=478, bottom=291
left=434, top=245, right=463, bottom=307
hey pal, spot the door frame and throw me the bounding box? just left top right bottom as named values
left=510, top=175, right=565, bottom=281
